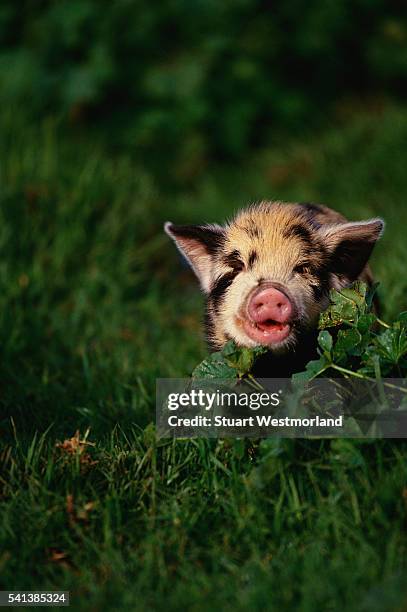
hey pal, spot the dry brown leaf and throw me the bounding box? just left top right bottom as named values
left=55, top=429, right=97, bottom=467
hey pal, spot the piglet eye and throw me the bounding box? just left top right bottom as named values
left=294, top=263, right=310, bottom=275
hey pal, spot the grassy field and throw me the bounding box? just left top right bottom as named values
left=1, top=106, right=407, bottom=611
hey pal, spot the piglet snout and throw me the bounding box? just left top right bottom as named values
left=248, top=286, right=293, bottom=324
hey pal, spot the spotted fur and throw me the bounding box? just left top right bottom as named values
left=165, top=201, right=384, bottom=367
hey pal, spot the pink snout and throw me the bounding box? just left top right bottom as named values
left=242, top=285, right=293, bottom=346
left=248, top=286, right=293, bottom=325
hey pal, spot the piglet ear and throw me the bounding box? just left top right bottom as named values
left=320, top=218, right=384, bottom=286
left=164, top=222, right=225, bottom=293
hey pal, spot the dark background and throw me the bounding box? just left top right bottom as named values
left=2, top=0, right=407, bottom=176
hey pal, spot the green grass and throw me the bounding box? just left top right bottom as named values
left=1, top=106, right=407, bottom=611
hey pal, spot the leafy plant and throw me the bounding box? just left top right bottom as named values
left=294, top=282, right=407, bottom=383
left=192, top=339, right=267, bottom=379
left=193, top=282, right=407, bottom=383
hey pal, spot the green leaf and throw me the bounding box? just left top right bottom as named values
left=334, top=328, right=362, bottom=357
left=292, top=356, right=329, bottom=384
left=221, top=339, right=239, bottom=358
left=357, top=313, right=376, bottom=334
left=192, top=341, right=267, bottom=379
left=340, top=281, right=367, bottom=309
left=192, top=351, right=237, bottom=379
left=319, top=281, right=369, bottom=330
left=231, top=346, right=267, bottom=375
left=318, top=330, right=333, bottom=355
left=375, top=325, right=407, bottom=363
left=361, top=322, right=407, bottom=376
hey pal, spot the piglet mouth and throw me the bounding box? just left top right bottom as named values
left=239, top=284, right=294, bottom=346
left=241, top=317, right=291, bottom=345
